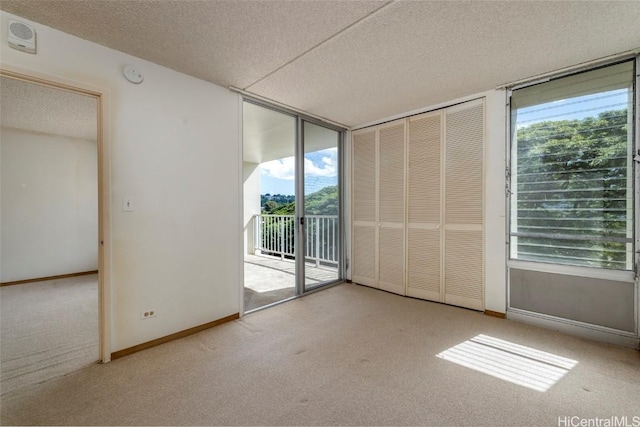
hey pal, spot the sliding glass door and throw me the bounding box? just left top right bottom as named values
left=242, top=101, right=343, bottom=313
left=301, top=121, right=341, bottom=291
left=242, top=102, right=297, bottom=312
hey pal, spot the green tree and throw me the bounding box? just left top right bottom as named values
left=263, top=200, right=279, bottom=214
left=259, top=185, right=339, bottom=258
left=305, top=185, right=338, bottom=215
left=514, top=109, right=630, bottom=269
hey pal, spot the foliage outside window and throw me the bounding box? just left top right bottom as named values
left=510, top=61, right=635, bottom=270
left=259, top=186, right=339, bottom=259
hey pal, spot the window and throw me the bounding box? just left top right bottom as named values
left=509, top=60, right=635, bottom=270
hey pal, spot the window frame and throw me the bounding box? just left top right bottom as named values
left=506, top=57, right=639, bottom=278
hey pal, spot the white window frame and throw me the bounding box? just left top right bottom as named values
left=506, top=56, right=639, bottom=281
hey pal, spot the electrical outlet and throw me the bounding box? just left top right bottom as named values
left=141, top=310, right=157, bottom=319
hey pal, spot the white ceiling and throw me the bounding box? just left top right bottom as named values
left=0, top=76, right=97, bottom=140
left=1, top=0, right=639, bottom=127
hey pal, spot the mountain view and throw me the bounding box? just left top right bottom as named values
left=261, top=185, right=338, bottom=216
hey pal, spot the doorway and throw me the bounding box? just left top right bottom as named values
left=242, top=101, right=344, bottom=312
left=0, top=68, right=109, bottom=393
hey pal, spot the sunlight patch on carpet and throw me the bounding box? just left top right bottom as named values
left=436, top=334, right=578, bottom=392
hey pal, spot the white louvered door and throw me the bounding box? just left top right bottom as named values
left=352, top=127, right=377, bottom=288
left=351, top=99, right=483, bottom=309
left=443, top=99, right=484, bottom=310
left=406, top=111, right=442, bottom=301
left=378, top=119, right=406, bottom=295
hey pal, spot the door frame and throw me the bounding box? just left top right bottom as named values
left=240, top=96, right=347, bottom=314
left=298, top=118, right=346, bottom=294
left=1, top=64, right=112, bottom=362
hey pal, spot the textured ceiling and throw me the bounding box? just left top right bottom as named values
left=0, top=0, right=385, bottom=90
left=249, top=0, right=640, bottom=126
left=1, top=0, right=639, bottom=127
left=1, top=76, right=97, bottom=140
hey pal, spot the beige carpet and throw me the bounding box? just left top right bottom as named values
left=1, top=283, right=639, bottom=426
left=0, top=274, right=99, bottom=395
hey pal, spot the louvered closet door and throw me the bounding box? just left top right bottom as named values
left=378, top=119, right=406, bottom=295
left=352, top=128, right=377, bottom=288
left=407, top=111, right=442, bottom=301
left=443, top=99, right=484, bottom=311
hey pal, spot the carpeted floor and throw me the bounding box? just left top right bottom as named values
left=0, top=274, right=99, bottom=395
left=1, top=282, right=639, bottom=426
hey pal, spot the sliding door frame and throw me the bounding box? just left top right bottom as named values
left=295, top=117, right=305, bottom=296
left=241, top=96, right=347, bottom=310
left=299, top=118, right=346, bottom=293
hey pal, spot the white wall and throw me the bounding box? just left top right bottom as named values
left=483, top=90, right=507, bottom=313
left=243, top=161, right=261, bottom=255
left=0, top=11, right=241, bottom=352
left=1, top=128, right=98, bottom=282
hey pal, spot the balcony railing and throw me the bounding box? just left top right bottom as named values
left=253, top=214, right=339, bottom=267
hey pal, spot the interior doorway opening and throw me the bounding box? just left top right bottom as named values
left=0, top=74, right=101, bottom=394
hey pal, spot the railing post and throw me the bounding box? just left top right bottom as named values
left=254, top=214, right=259, bottom=255
left=332, top=216, right=336, bottom=263
left=264, top=216, right=273, bottom=252
left=279, top=216, right=285, bottom=260
left=315, top=217, right=320, bottom=267
left=257, top=214, right=337, bottom=266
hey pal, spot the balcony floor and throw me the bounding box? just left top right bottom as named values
left=244, top=254, right=339, bottom=312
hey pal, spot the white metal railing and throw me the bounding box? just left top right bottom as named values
left=253, top=214, right=339, bottom=266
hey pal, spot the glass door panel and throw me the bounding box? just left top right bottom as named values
left=302, top=121, right=341, bottom=290
left=242, top=101, right=297, bottom=312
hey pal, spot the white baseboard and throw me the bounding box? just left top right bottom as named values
left=507, top=309, right=639, bottom=350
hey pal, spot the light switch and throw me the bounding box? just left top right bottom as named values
left=123, top=197, right=134, bottom=212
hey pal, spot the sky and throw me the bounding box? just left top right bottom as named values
left=261, top=147, right=338, bottom=196
left=515, top=88, right=630, bottom=129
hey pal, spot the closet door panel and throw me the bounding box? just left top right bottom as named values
left=352, top=225, right=377, bottom=287
left=378, top=121, right=405, bottom=224
left=444, top=229, right=484, bottom=310
left=379, top=226, right=405, bottom=295
left=353, top=129, right=377, bottom=223
left=407, top=227, right=440, bottom=300
left=408, top=113, right=441, bottom=224
left=352, top=128, right=378, bottom=288
left=407, top=112, right=442, bottom=301
left=378, top=119, right=406, bottom=295
left=444, top=102, right=484, bottom=225
left=443, top=100, right=484, bottom=311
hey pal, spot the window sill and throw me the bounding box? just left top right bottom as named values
left=507, top=259, right=635, bottom=283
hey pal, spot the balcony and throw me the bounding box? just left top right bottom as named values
left=244, top=214, right=339, bottom=311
